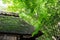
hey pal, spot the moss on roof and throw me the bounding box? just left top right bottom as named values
left=0, top=15, right=35, bottom=34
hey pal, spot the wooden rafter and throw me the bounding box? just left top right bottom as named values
left=0, top=11, right=19, bottom=17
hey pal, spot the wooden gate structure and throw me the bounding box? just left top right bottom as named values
left=0, top=11, right=43, bottom=40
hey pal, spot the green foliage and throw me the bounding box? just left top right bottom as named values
left=2, top=0, right=60, bottom=40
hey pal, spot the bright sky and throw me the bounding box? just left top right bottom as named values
left=0, top=0, right=7, bottom=8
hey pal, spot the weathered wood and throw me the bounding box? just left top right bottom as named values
left=0, top=35, right=17, bottom=40
left=0, top=11, right=19, bottom=17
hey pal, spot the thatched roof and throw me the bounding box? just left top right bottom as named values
left=0, top=11, right=35, bottom=35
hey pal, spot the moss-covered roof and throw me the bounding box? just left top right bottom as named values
left=0, top=15, right=35, bottom=35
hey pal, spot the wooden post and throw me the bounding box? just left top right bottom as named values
left=16, top=36, right=19, bottom=40
left=20, top=35, right=23, bottom=40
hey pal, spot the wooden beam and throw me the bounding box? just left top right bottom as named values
left=0, top=12, right=19, bottom=17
